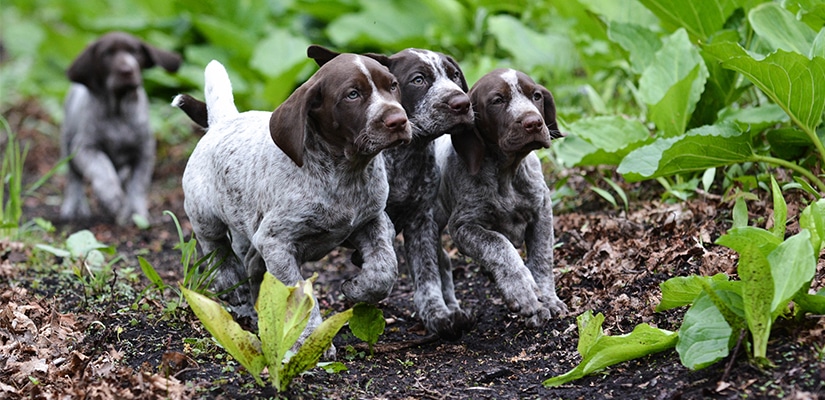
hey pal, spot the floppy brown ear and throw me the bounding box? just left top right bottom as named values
left=451, top=125, right=485, bottom=175
left=540, top=86, right=563, bottom=139
left=363, top=52, right=392, bottom=69
left=269, top=81, right=320, bottom=167
left=307, top=45, right=341, bottom=67
left=67, top=40, right=103, bottom=92
left=140, top=42, right=182, bottom=72
left=446, top=56, right=469, bottom=92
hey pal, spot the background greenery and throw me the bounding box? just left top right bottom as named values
left=2, top=0, right=824, bottom=200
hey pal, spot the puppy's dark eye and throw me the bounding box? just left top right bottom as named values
left=453, top=71, right=461, bottom=81
left=412, top=76, right=425, bottom=85
left=491, top=95, right=505, bottom=105
left=347, top=90, right=360, bottom=100
left=391, top=81, right=398, bottom=91
left=532, top=91, right=542, bottom=102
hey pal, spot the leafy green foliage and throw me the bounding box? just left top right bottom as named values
left=36, top=230, right=120, bottom=294
left=349, top=303, right=387, bottom=356
left=546, top=194, right=825, bottom=383
left=182, top=272, right=383, bottom=392
left=543, top=311, right=678, bottom=387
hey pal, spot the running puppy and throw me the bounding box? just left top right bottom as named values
left=306, top=45, right=476, bottom=340
left=176, top=55, right=411, bottom=353
left=60, top=32, right=181, bottom=225
left=435, top=68, right=567, bottom=327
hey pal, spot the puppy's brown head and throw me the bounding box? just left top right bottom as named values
left=384, top=49, right=473, bottom=141
left=270, top=52, right=412, bottom=167
left=67, top=31, right=181, bottom=97
left=452, top=68, right=560, bottom=175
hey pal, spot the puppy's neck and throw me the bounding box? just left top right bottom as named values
left=101, top=88, right=143, bottom=116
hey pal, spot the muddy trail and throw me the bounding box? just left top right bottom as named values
left=2, top=102, right=824, bottom=399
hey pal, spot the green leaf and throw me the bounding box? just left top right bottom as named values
left=138, top=256, right=165, bottom=291
left=794, top=290, right=825, bottom=314
left=638, top=0, right=742, bottom=42
left=35, top=244, right=70, bottom=258
left=181, top=287, right=265, bottom=386
left=317, top=361, right=348, bottom=374
left=676, top=292, right=733, bottom=370
left=732, top=196, right=748, bottom=228
left=349, top=303, right=386, bottom=354
left=799, top=199, right=825, bottom=254
left=770, top=176, right=787, bottom=239
left=556, top=115, right=651, bottom=167
left=768, top=231, right=816, bottom=315
left=607, top=21, right=662, bottom=74
left=487, top=14, right=579, bottom=73
left=737, top=243, right=773, bottom=360
left=256, top=273, right=291, bottom=368
left=703, top=42, right=825, bottom=134
left=638, top=29, right=707, bottom=115
left=657, top=273, right=729, bottom=311
left=716, top=226, right=782, bottom=257
left=617, top=123, right=752, bottom=181
left=65, top=230, right=114, bottom=259
left=280, top=277, right=316, bottom=363
left=249, top=29, right=312, bottom=106
left=543, top=311, right=677, bottom=387
left=192, top=16, right=256, bottom=60
left=748, top=2, right=818, bottom=55
left=280, top=308, right=353, bottom=392
left=717, top=103, right=789, bottom=134
left=648, top=63, right=705, bottom=137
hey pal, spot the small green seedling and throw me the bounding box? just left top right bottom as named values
left=182, top=272, right=384, bottom=392
left=36, top=230, right=119, bottom=293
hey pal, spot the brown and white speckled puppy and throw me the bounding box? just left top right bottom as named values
left=176, top=55, right=411, bottom=354
left=306, top=46, right=476, bottom=340
left=435, top=68, right=568, bottom=328
left=60, top=32, right=181, bottom=225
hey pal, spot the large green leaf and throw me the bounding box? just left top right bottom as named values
left=181, top=287, right=265, bottom=386
left=693, top=30, right=748, bottom=127
left=617, top=123, right=752, bottom=181
left=737, top=243, right=773, bottom=360
left=487, top=14, right=579, bottom=73
left=543, top=311, right=677, bottom=387
left=703, top=42, right=825, bottom=134
left=256, top=273, right=291, bottom=368
left=676, top=292, right=732, bottom=370
left=556, top=115, right=651, bottom=167
left=800, top=199, right=825, bottom=254
left=250, top=29, right=313, bottom=106
left=715, top=226, right=782, bottom=258
left=638, top=29, right=708, bottom=137
left=280, top=308, right=353, bottom=392
left=657, top=273, right=728, bottom=311
left=637, top=0, right=742, bottom=41
left=749, top=2, right=818, bottom=55
left=648, top=64, right=705, bottom=137
left=768, top=231, right=816, bottom=315
left=607, top=22, right=662, bottom=74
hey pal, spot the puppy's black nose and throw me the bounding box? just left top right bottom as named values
left=448, top=94, right=470, bottom=115
left=522, top=115, right=543, bottom=134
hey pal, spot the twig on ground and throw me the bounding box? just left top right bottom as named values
left=720, top=328, right=747, bottom=383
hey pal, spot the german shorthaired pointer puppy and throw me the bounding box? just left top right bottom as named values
left=306, top=45, right=476, bottom=340
left=60, top=32, right=181, bottom=225
left=176, top=55, right=411, bottom=351
left=435, top=68, right=567, bottom=328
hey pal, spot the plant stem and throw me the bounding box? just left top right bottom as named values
left=751, top=154, right=825, bottom=195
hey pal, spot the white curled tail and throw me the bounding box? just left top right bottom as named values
left=204, top=60, right=238, bottom=126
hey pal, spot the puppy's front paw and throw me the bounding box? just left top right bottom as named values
left=525, top=306, right=552, bottom=328
left=422, top=308, right=476, bottom=341
left=341, top=276, right=393, bottom=303
left=541, top=295, right=568, bottom=318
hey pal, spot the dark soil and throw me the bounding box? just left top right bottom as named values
left=2, top=101, right=824, bottom=399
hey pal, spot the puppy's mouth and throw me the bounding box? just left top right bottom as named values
left=501, top=133, right=552, bottom=154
